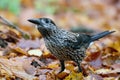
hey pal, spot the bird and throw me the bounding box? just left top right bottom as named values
left=28, top=18, right=115, bottom=73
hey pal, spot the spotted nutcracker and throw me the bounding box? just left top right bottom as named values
left=28, top=18, right=115, bottom=72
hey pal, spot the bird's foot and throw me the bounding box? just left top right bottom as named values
left=59, top=60, right=65, bottom=73
left=78, top=66, right=82, bottom=73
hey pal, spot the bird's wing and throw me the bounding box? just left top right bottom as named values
left=63, top=32, right=91, bottom=49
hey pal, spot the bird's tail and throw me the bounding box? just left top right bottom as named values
left=90, top=31, right=115, bottom=42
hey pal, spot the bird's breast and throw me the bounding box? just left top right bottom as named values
left=44, top=37, right=73, bottom=60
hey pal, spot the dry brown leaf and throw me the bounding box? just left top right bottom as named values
left=95, top=68, right=119, bottom=77
left=12, top=47, right=28, bottom=55
left=85, top=52, right=102, bottom=69
left=39, top=75, right=46, bottom=80
left=8, top=28, right=21, bottom=38
left=64, top=71, right=83, bottom=80
left=65, top=63, right=75, bottom=72
left=85, top=74, right=103, bottom=80
left=36, top=68, right=52, bottom=76
left=0, top=57, right=38, bottom=79
left=17, top=38, right=41, bottom=49
left=103, top=77, right=116, bottom=80
left=47, top=61, right=59, bottom=69
left=102, top=54, right=119, bottom=66
left=46, top=72, right=56, bottom=80
left=95, top=69, right=111, bottom=74
left=111, top=63, right=120, bottom=70
left=56, top=71, right=69, bottom=79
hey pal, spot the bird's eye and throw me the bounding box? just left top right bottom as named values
left=45, top=19, right=49, bottom=23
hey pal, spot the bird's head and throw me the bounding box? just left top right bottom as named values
left=28, top=18, right=57, bottom=36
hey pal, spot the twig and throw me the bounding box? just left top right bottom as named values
left=0, top=16, right=31, bottom=39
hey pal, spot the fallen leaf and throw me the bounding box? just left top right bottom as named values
left=64, top=71, right=83, bottom=80
left=85, top=52, right=102, bottom=68
left=111, top=63, right=120, bottom=70
left=28, top=49, right=43, bottom=56
left=47, top=61, right=59, bottom=69
left=95, top=68, right=119, bottom=77
left=85, top=74, right=103, bottom=80
left=65, top=63, right=75, bottom=72
left=39, top=75, right=46, bottom=80
left=17, top=38, right=41, bottom=49
left=0, top=57, right=38, bottom=79
left=56, top=71, right=69, bottom=79
left=46, top=72, right=56, bottom=80
left=95, top=69, right=111, bottom=74
left=12, top=47, right=28, bottom=55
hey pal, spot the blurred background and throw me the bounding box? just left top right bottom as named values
left=0, top=0, right=120, bottom=36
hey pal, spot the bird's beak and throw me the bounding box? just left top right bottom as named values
left=28, top=19, right=40, bottom=25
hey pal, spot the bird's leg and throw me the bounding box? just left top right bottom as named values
left=75, top=60, right=82, bottom=72
left=59, top=60, right=65, bottom=73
